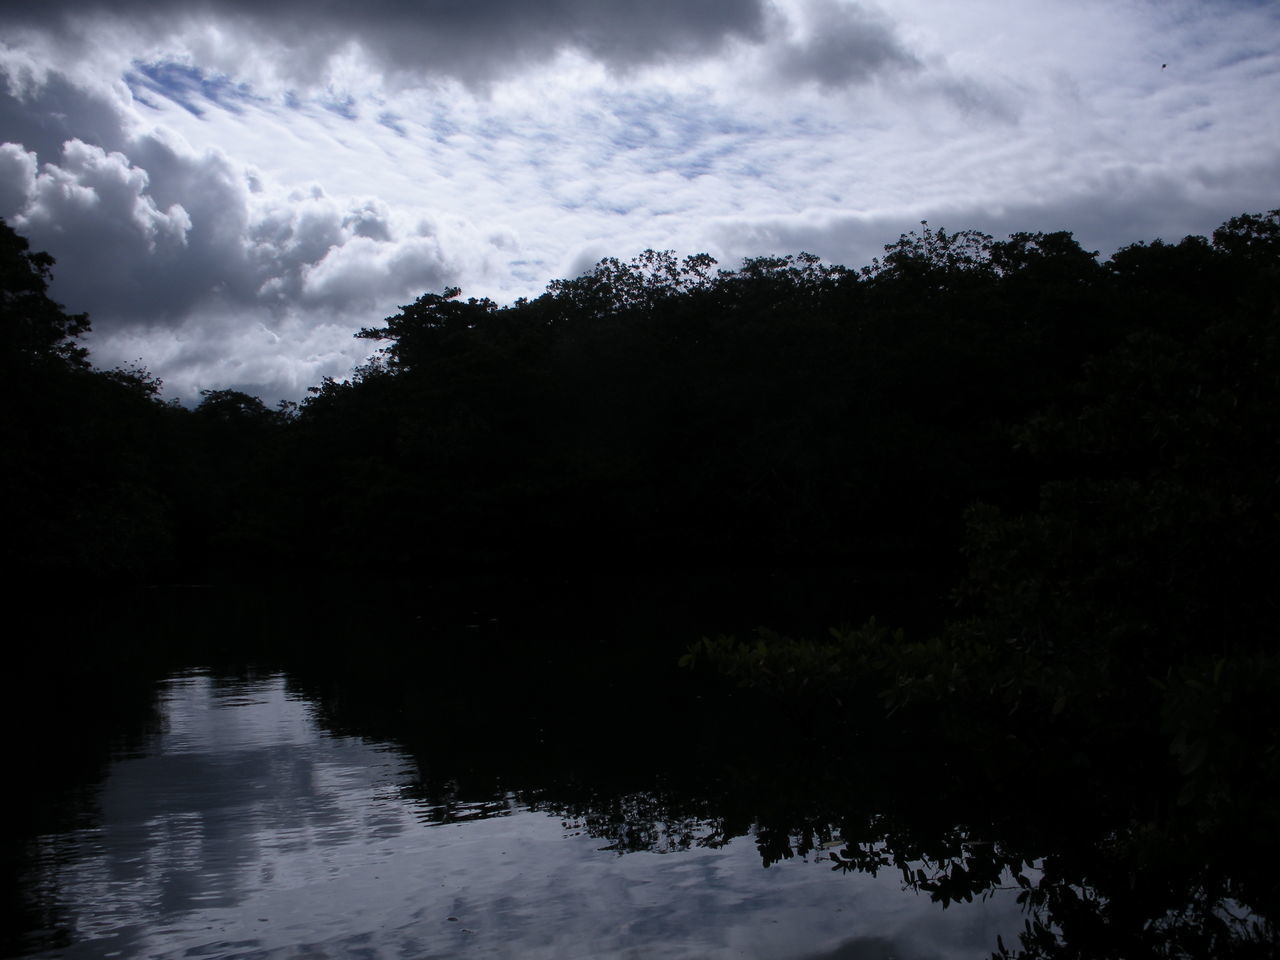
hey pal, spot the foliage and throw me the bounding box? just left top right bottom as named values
left=543, top=249, right=718, bottom=319
left=8, top=207, right=1280, bottom=955
left=680, top=210, right=1280, bottom=958
left=0, top=220, right=190, bottom=578
left=0, top=218, right=90, bottom=373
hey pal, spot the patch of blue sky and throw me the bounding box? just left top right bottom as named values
left=725, top=158, right=769, bottom=180
left=781, top=112, right=839, bottom=138
left=633, top=137, right=731, bottom=179
left=522, top=133, right=564, bottom=168
left=378, top=112, right=408, bottom=136
left=429, top=113, right=459, bottom=143
left=556, top=195, right=595, bottom=213
left=604, top=90, right=758, bottom=149
left=321, top=94, right=359, bottom=120
left=508, top=259, right=547, bottom=286
left=531, top=128, right=567, bottom=151
left=670, top=129, right=754, bottom=177
left=476, top=117, right=517, bottom=140
left=129, top=88, right=162, bottom=111
left=126, top=61, right=258, bottom=118
left=609, top=126, right=659, bottom=152
left=677, top=155, right=717, bottom=179
left=673, top=104, right=758, bottom=142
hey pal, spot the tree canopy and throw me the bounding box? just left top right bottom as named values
left=7, top=209, right=1280, bottom=957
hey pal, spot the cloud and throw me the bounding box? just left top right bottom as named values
left=707, top=161, right=1280, bottom=277
left=0, top=63, right=136, bottom=165
left=90, top=306, right=376, bottom=405
left=771, top=0, right=919, bottom=89
left=0, top=63, right=511, bottom=401
left=7, top=140, right=192, bottom=317
left=3, top=0, right=773, bottom=88
left=0, top=63, right=473, bottom=312
left=3, top=130, right=240, bottom=320
left=2, top=0, right=1278, bottom=407
left=0, top=142, right=37, bottom=216
left=24, top=140, right=191, bottom=248
left=300, top=234, right=450, bottom=306
left=0, top=131, right=477, bottom=399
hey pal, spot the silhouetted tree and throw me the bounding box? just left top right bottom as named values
left=0, top=221, right=182, bottom=578
left=0, top=218, right=90, bottom=375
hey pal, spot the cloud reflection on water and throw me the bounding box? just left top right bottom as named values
left=23, top=671, right=1020, bottom=959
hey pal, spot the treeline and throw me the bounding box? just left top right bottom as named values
left=674, top=213, right=1280, bottom=957
left=8, top=209, right=1280, bottom=956
left=4, top=212, right=1278, bottom=600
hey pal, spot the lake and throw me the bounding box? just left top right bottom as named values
left=10, top=578, right=1269, bottom=959
left=12, top=668, right=1022, bottom=959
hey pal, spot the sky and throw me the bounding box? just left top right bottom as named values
left=2, top=0, right=1278, bottom=404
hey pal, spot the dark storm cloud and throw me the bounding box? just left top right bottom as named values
left=0, top=68, right=243, bottom=323
left=7, top=137, right=195, bottom=319
left=0, top=57, right=474, bottom=401
left=0, top=66, right=450, bottom=330
left=0, top=68, right=133, bottom=165
left=713, top=166, right=1280, bottom=276
left=772, top=0, right=918, bottom=89
left=4, top=0, right=772, bottom=84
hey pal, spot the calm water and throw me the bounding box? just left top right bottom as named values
left=14, top=670, right=1023, bottom=959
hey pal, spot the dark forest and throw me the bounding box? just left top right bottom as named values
left=5, top=210, right=1280, bottom=958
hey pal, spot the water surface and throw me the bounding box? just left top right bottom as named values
left=17, top=670, right=1021, bottom=959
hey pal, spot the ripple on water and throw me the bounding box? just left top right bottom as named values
left=17, top=671, right=1023, bottom=960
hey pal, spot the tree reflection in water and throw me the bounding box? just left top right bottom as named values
left=514, top=771, right=1274, bottom=959
left=10, top=582, right=1277, bottom=959
left=277, top=582, right=1274, bottom=960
